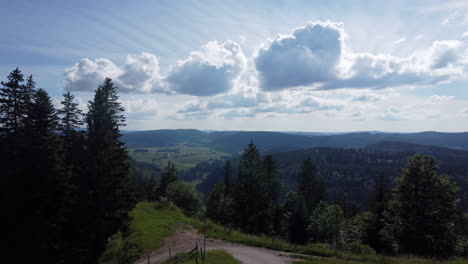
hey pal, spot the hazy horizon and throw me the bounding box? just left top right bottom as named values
left=122, top=128, right=468, bottom=134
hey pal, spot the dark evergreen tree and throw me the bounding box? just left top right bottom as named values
left=57, top=91, right=84, bottom=138
left=85, top=78, right=135, bottom=263
left=224, top=160, right=232, bottom=197
left=158, top=161, right=177, bottom=197
left=29, top=89, right=71, bottom=261
left=22, top=75, right=35, bottom=130
left=0, top=71, right=45, bottom=262
left=366, top=172, right=390, bottom=252
left=56, top=91, right=90, bottom=263
left=0, top=67, right=25, bottom=133
left=288, top=194, right=309, bottom=244
left=263, top=155, right=281, bottom=203
left=297, top=156, right=326, bottom=213
left=206, top=183, right=226, bottom=222
left=233, top=141, right=270, bottom=233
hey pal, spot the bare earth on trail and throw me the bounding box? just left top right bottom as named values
left=133, top=228, right=297, bottom=264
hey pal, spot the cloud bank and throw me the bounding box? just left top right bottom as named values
left=64, top=41, right=246, bottom=96
left=65, top=21, right=468, bottom=96
left=254, top=21, right=468, bottom=91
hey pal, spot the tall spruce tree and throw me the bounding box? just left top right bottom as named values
left=297, top=156, right=326, bottom=213
left=56, top=91, right=89, bottom=263
left=24, top=88, right=71, bottom=262
left=263, top=155, right=281, bottom=203
left=366, top=172, right=391, bottom=252
left=233, top=141, right=274, bottom=234
left=22, top=75, right=35, bottom=130
left=288, top=194, right=309, bottom=244
left=224, top=160, right=232, bottom=197
left=158, top=161, right=177, bottom=198
left=85, top=78, right=135, bottom=263
left=0, top=68, right=25, bottom=133
left=0, top=70, right=41, bottom=262
left=58, top=91, right=83, bottom=138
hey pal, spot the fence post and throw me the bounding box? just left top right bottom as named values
left=147, top=255, right=150, bottom=264
left=203, top=232, right=206, bottom=260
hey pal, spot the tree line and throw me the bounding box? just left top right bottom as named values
left=0, top=68, right=135, bottom=264
left=204, top=141, right=468, bottom=258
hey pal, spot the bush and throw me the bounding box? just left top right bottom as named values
left=154, top=196, right=177, bottom=210
left=166, top=181, right=203, bottom=215
left=345, top=241, right=376, bottom=255
left=455, top=236, right=468, bottom=257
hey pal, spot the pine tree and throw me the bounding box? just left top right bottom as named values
left=263, top=155, right=281, bottom=203
left=206, top=183, right=226, bottom=222
left=0, top=67, right=25, bottom=133
left=25, top=89, right=71, bottom=262
left=297, top=156, right=326, bottom=213
left=288, top=194, right=309, bottom=244
left=85, top=78, right=135, bottom=263
left=366, top=172, right=390, bottom=252
left=57, top=91, right=84, bottom=138
left=158, top=161, right=177, bottom=198
left=22, top=75, right=36, bottom=130
left=224, top=160, right=232, bottom=197
left=233, top=140, right=266, bottom=233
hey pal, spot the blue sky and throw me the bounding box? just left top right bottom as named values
left=1, top=0, right=468, bottom=131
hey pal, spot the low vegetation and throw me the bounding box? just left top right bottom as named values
left=162, top=250, right=240, bottom=264
left=101, top=200, right=466, bottom=264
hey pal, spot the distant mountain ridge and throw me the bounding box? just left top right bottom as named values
left=122, top=129, right=468, bottom=152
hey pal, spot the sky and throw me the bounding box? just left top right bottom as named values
left=1, top=0, right=468, bottom=132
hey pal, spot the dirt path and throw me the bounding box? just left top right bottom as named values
left=133, top=228, right=297, bottom=264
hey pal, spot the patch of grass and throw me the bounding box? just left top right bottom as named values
left=129, top=201, right=201, bottom=252
left=291, top=254, right=468, bottom=264
left=161, top=250, right=240, bottom=264
left=101, top=201, right=203, bottom=264
left=203, top=221, right=337, bottom=258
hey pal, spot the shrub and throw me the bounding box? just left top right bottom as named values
left=166, top=181, right=203, bottom=215
left=345, top=241, right=376, bottom=255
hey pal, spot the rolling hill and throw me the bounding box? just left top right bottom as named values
left=122, top=129, right=468, bottom=152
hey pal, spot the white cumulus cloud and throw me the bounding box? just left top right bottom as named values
left=64, top=58, right=122, bottom=92
left=425, top=95, right=454, bottom=104
left=254, top=21, right=344, bottom=91
left=253, top=21, right=468, bottom=92
left=64, top=53, right=167, bottom=93
left=166, top=41, right=247, bottom=96
left=64, top=41, right=246, bottom=96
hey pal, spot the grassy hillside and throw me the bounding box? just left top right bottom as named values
left=100, top=201, right=201, bottom=263
left=162, top=250, right=240, bottom=264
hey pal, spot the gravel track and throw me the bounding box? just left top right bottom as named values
left=133, top=228, right=296, bottom=264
